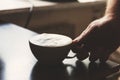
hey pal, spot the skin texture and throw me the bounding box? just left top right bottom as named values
left=72, top=0, right=120, bottom=62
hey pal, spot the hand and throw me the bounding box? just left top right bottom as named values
left=72, top=15, right=120, bottom=62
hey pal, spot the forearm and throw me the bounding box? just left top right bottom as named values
left=105, top=0, right=120, bottom=18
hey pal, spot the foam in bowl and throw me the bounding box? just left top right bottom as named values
left=30, top=33, right=72, bottom=47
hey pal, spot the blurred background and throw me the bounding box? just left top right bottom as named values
left=0, top=0, right=106, bottom=38
left=0, top=0, right=119, bottom=64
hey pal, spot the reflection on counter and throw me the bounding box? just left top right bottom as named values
left=71, top=61, right=120, bottom=80
left=31, top=60, right=120, bottom=80
left=31, top=62, right=69, bottom=80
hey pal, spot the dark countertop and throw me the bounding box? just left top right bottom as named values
left=0, top=23, right=120, bottom=80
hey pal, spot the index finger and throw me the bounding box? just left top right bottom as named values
left=73, top=25, right=99, bottom=45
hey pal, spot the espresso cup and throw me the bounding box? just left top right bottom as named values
left=29, top=33, right=73, bottom=65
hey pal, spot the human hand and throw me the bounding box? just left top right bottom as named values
left=72, top=15, right=120, bottom=62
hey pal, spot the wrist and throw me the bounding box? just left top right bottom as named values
left=105, top=0, right=120, bottom=19
left=104, top=13, right=120, bottom=20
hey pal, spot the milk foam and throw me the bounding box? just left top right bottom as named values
left=30, top=33, right=72, bottom=47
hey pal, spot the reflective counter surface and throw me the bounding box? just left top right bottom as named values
left=0, top=23, right=120, bottom=80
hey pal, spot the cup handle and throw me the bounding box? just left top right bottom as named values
left=66, top=53, right=76, bottom=59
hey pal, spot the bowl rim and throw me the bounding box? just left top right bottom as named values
left=29, top=33, right=73, bottom=48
